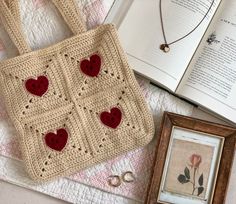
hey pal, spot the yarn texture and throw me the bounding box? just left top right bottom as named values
left=0, top=0, right=154, bottom=181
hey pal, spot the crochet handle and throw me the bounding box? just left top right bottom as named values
left=51, top=0, right=87, bottom=34
left=5, top=0, right=21, bottom=25
left=0, top=0, right=87, bottom=55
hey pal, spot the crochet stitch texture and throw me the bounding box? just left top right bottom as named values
left=0, top=0, right=154, bottom=181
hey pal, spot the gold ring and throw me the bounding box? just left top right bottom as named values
left=107, top=175, right=121, bottom=187
left=122, top=171, right=135, bottom=183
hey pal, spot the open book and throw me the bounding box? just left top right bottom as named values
left=105, top=0, right=236, bottom=124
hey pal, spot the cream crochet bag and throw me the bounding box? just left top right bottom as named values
left=0, top=0, right=154, bottom=181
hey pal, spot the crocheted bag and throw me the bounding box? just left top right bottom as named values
left=0, top=0, right=154, bottom=181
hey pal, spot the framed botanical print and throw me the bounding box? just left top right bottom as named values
left=145, top=112, right=236, bottom=204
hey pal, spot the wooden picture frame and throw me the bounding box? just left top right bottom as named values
left=145, top=112, right=236, bottom=204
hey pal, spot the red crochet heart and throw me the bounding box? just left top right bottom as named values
left=100, top=107, right=122, bottom=129
left=25, top=76, right=49, bottom=97
left=80, top=54, right=101, bottom=77
left=44, top=128, right=68, bottom=151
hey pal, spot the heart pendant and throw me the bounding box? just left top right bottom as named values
left=160, top=44, right=170, bottom=53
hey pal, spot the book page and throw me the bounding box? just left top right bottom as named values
left=177, top=0, right=236, bottom=123
left=117, top=0, right=220, bottom=91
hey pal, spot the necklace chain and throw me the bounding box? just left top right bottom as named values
left=159, top=0, right=215, bottom=52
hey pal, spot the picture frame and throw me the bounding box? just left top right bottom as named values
left=145, top=112, right=236, bottom=204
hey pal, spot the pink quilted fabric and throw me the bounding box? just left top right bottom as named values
left=0, top=0, right=194, bottom=202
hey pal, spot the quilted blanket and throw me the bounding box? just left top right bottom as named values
left=0, top=0, right=235, bottom=204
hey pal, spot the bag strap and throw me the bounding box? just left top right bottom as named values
left=7, top=0, right=87, bottom=34
left=0, top=0, right=31, bottom=55
left=0, top=0, right=87, bottom=55
left=5, top=0, right=21, bottom=25
left=52, top=0, right=87, bottom=35
left=5, top=0, right=87, bottom=34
